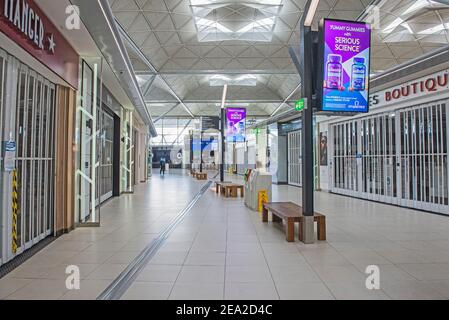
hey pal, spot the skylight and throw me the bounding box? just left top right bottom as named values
left=418, top=23, right=449, bottom=35
left=402, top=0, right=438, bottom=15
left=191, top=0, right=282, bottom=5
left=196, top=18, right=233, bottom=34
left=382, top=18, right=406, bottom=34
left=210, top=75, right=257, bottom=86
left=237, top=17, right=275, bottom=34
left=190, top=0, right=282, bottom=42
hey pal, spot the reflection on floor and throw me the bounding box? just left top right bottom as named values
left=1, top=170, right=449, bottom=300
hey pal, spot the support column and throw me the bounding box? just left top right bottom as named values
left=220, top=85, right=228, bottom=182
left=300, top=4, right=315, bottom=244
left=220, top=108, right=225, bottom=182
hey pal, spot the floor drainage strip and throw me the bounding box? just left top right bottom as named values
left=97, top=175, right=216, bottom=300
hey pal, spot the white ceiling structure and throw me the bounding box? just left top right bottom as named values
left=108, top=0, right=449, bottom=118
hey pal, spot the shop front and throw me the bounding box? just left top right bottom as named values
left=326, top=69, right=449, bottom=215
left=0, top=0, right=79, bottom=265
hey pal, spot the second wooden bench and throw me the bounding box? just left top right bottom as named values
left=215, top=182, right=244, bottom=198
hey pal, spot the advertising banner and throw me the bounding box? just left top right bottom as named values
left=226, top=108, right=246, bottom=142
left=320, top=19, right=371, bottom=113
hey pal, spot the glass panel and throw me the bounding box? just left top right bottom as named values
left=101, top=111, right=114, bottom=199
left=76, top=59, right=102, bottom=224
left=47, top=87, right=55, bottom=232
left=33, top=79, right=42, bottom=238
left=15, top=70, right=27, bottom=248
left=25, top=74, right=35, bottom=243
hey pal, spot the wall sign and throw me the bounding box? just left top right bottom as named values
left=3, top=140, right=16, bottom=172
left=295, top=98, right=305, bottom=111
left=0, top=0, right=79, bottom=89
left=370, top=69, right=449, bottom=108
left=318, top=19, right=371, bottom=113
left=201, top=116, right=219, bottom=132
left=226, top=108, right=246, bottom=142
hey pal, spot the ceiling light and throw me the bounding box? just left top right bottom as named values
left=304, top=0, right=320, bottom=27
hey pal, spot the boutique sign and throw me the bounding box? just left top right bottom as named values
left=318, top=19, right=371, bottom=113
left=370, top=69, right=449, bottom=107
left=0, top=0, right=79, bottom=89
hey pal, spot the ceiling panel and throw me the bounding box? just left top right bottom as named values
left=109, top=0, right=449, bottom=117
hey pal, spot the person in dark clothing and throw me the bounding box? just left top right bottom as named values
left=160, top=158, right=166, bottom=175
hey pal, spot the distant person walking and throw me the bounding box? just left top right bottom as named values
left=160, top=158, right=166, bottom=175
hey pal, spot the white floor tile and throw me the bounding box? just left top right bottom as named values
left=225, top=282, right=279, bottom=300
left=121, top=282, right=173, bottom=300
left=276, top=282, right=335, bottom=300
left=169, top=282, right=224, bottom=300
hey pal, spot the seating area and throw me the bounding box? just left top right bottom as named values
left=262, top=202, right=326, bottom=242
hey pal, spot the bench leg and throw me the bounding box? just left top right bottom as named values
left=272, top=214, right=282, bottom=223
left=240, top=187, right=244, bottom=198
left=262, top=208, right=268, bottom=222
left=317, top=216, right=326, bottom=241
left=216, top=184, right=219, bottom=193
left=298, top=219, right=303, bottom=242
left=286, top=218, right=294, bottom=242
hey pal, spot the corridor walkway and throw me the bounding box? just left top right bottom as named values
left=1, top=170, right=449, bottom=300
left=0, top=171, right=205, bottom=300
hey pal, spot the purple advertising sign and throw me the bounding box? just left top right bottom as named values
left=226, top=108, right=246, bottom=142
left=321, top=19, right=371, bottom=112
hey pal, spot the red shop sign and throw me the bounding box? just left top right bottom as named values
left=0, top=0, right=79, bottom=89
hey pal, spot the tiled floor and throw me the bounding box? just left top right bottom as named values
left=1, top=170, right=449, bottom=300
left=0, top=171, right=203, bottom=300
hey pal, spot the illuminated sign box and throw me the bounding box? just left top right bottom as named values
left=226, top=108, right=246, bottom=142
left=317, top=19, right=371, bottom=113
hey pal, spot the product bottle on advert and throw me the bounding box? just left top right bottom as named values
left=325, top=54, right=343, bottom=90
left=351, top=57, right=366, bottom=91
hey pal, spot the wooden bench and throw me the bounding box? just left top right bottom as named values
left=196, top=172, right=208, bottom=180
left=262, top=202, right=326, bottom=242
left=215, top=182, right=244, bottom=198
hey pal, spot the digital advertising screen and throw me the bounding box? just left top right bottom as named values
left=226, top=108, right=246, bottom=142
left=320, top=19, right=371, bottom=113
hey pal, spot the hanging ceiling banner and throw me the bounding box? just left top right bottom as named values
left=318, top=19, right=371, bottom=113
left=226, top=108, right=246, bottom=142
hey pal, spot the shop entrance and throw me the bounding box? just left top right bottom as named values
left=0, top=50, right=56, bottom=263
left=99, top=111, right=114, bottom=202
left=330, top=100, right=449, bottom=215
left=288, top=130, right=302, bottom=186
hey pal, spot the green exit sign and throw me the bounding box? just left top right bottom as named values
left=251, top=128, right=261, bottom=135
left=295, top=99, right=305, bottom=111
